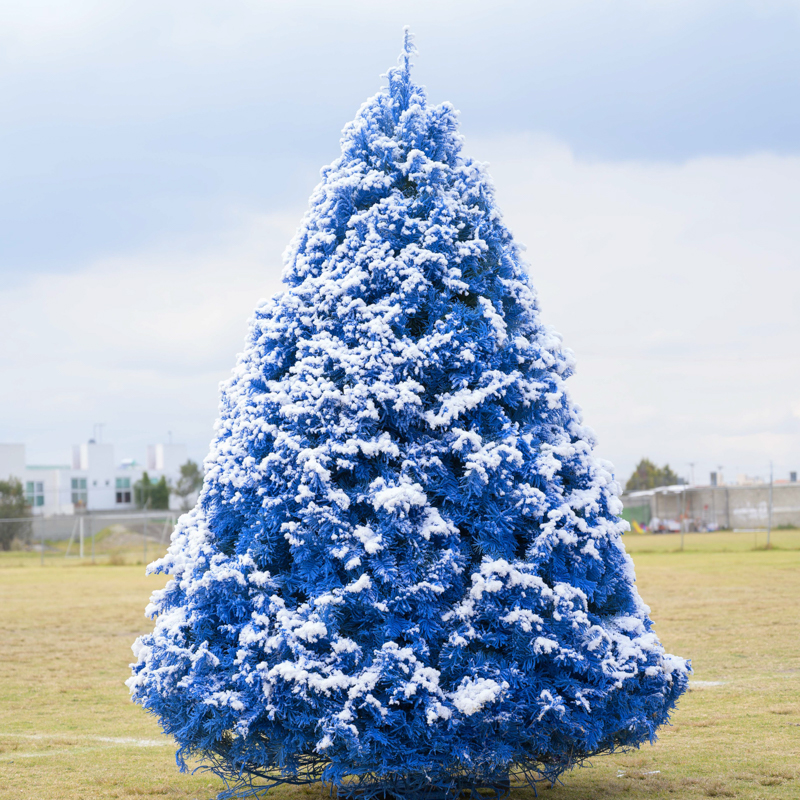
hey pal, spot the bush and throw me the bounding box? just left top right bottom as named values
left=0, top=479, right=32, bottom=551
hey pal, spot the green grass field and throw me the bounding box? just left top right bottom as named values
left=1, top=530, right=798, bottom=800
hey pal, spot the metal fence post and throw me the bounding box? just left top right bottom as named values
left=79, top=516, right=84, bottom=559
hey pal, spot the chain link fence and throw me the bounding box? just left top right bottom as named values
left=0, top=512, right=177, bottom=565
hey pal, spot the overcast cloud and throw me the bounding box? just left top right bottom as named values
left=1, top=0, right=798, bottom=484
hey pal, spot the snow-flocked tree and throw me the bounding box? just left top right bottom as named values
left=128, top=33, right=689, bottom=800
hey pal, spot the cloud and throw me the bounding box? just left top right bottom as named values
left=0, top=210, right=300, bottom=462
left=2, top=136, right=799, bottom=480
left=471, top=135, right=800, bottom=480
left=3, top=0, right=799, bottom=303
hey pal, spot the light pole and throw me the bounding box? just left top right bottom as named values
left=682, top=462, right=696, bottom=546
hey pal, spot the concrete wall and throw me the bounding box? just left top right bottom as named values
left=622, top=483, right=800, bottom=530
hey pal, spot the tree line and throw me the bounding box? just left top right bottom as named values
left=624, top=458, right=684, bottom=491
left=133, top=459, right=202, bottom=510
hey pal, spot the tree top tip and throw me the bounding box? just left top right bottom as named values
left=400, top=27, right=417, bottom=74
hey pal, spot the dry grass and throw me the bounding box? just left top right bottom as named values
left=1, top=531, right=798, bottom=800
left=622, top=527, right=800, bottom=554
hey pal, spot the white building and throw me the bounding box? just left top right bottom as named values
left=147, top=443, right=188, bottom=476
left=0, top=440, right=188, bottom=516
left=0, top=444, right=25, bottom=483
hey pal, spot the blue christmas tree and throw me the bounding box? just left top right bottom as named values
left=128, top=32, right=689, bottom=800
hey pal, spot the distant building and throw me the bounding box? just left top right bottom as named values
left=147, top=443, right=187, bottom=475
left=0, top=444, right=25, bottom=483
left=0, top=440, right=188, bottom=516
left=622, top=475, right=800, bottom=531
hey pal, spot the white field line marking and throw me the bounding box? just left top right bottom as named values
left=617, top=769, right=661, bottom=777
left=95, top=737, right=168, bottom=747
left=689, top=680, right=727, bottom=687
left=0, top=747, right=97, bottom=761
left=0, top=732, right=170, bottom=748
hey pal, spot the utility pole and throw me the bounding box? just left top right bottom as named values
left=767, top=461, right=773, bottom=549
left=711, top=482, right=716, bottom=530
left=143, top=498, right=150, bottom=564
left=681, top=485, right=686, bottom=551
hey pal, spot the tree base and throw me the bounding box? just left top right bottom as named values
left=337, top=774, right=511, bottom=800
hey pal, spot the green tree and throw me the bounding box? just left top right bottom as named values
left=133, top=472, right=171, bottom=510
left=625, top=458, right=683, bottom=491
left=0, top=479, right=32, bottom=551
left=134, top=472, right=151, bottom=508
left=135, top=472, right=170, bottom=510
left=174, top=460, right=203, bottom=511
left=151, top=476, right=170, bottom=510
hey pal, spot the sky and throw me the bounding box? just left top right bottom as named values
left=1, top=0, right=798, bottom=486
